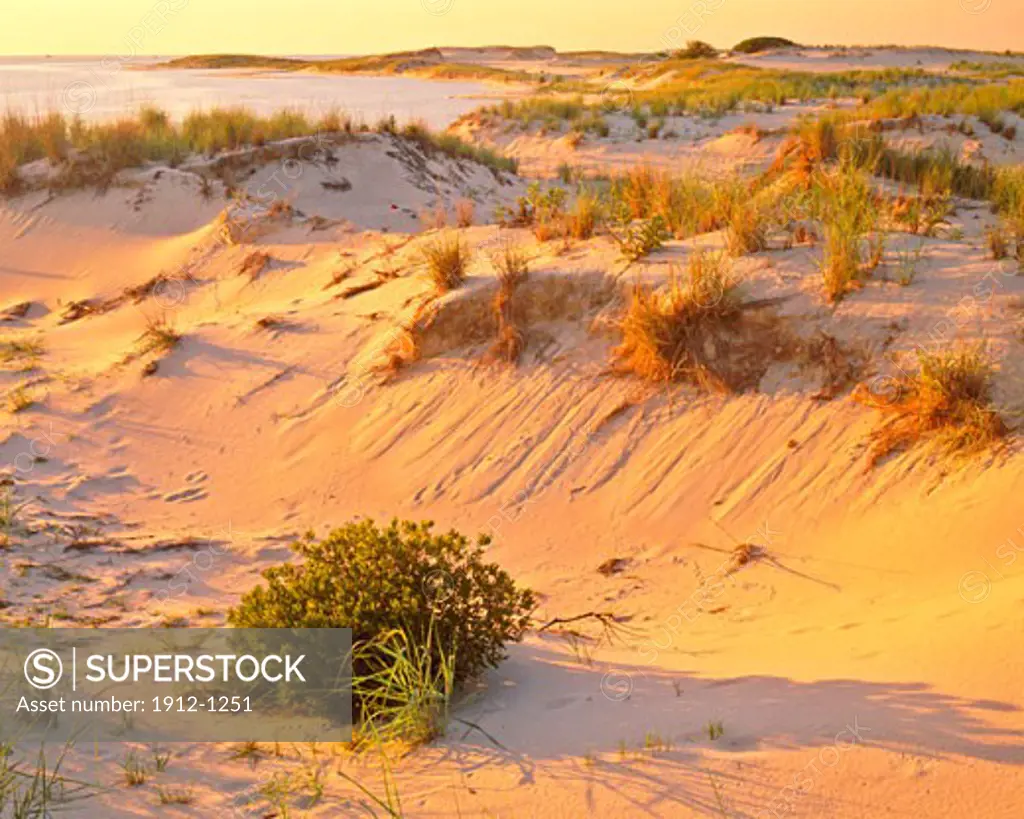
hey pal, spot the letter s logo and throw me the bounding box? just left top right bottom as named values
left=24, top=649, right=63, bottom=690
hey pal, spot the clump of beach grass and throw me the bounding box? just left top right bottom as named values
left=0, top=741, right=92, bottom=815
left=487, top=241, right=530, bottom=364
left=721, top=193, right=769, bottom=256
left=455, top=198, right=475, bottom=227
left=418, top=231, right=472, bottom=292
left=810, top=159, right=882, bottom=302
left=566, top=190, right=603, bottom=240
left=613, top=250, right=741, bottom=388
left=0, top=106, right=518, bottom=196
left=398, top=120, right=518, bottom=175
left=986, top=225, right=1010, bottom=260
left=859, top=345, right=1006, bottom=465
left=138, top=315, right=181, bottom=355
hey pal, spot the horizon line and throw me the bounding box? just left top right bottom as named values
left=2, top=41, right=1023, bottom=60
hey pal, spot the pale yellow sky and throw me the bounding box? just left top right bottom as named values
left=2, top=0, right=1021, bottom=56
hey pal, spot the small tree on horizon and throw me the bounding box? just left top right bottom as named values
left=674, top=40, right=719, bottom=60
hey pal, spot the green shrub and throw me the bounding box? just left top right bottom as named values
left=228, top=519, right=535, bottom=720
left=674, top=41, right=718, bottom=60
left=612, top=215, right=670, bottom=261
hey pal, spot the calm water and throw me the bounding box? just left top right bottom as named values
left=0, top=57, right=493, bottom=129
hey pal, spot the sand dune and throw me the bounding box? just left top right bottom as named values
left=2, top=42, right=1024, bottom=818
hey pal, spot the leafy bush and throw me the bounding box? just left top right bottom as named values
left=674, top=41, right=718, bottom=60
left=611, top=215, right=669, bottom=261
left=228, top=520, right=535, bottom=720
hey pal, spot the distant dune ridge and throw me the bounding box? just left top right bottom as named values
left=159, top=39, right=1024, bottom=75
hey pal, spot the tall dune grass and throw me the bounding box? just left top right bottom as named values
left=487, top=63, right=981, bottom=128
left=0, top=106, right=517, bottom=194
left=808, top=159, right=881, bottom=302
left=862, top=80, right=1024, bottom=120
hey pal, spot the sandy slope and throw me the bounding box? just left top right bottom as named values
left=1, top=116, right=1024, bottom=817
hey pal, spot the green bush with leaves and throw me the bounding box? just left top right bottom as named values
left=228, top=520, right=535, bottom=717
left=674, top=40, right=719, bottom=60
left=732, top=36, right=797, bottom=54
left=611, top=214, right=670, bottom=261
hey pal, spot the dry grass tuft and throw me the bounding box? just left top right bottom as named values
left=371, top=326, right=420, bottom=379
left=723, top=198, right=769, bottom=257
left=771, top=115, right=845, bottom=181
left=613, top=250, right=746, bottom=389
left=491, top=240, right=531, bottom=289
left=732, top=122, right=766, bottom=142
left=986, top=225, right=1010, bottom=260
left=419, top=203, right=448, bottom=231
left=418, top=232, right=472, bottom=292
left=857, top=345, right=1006, bottom=465
left=238, top=251, right=271, bottom=280
left=455, top=198, right=476, bottom=228
left=6, top=383, right=34, bottom=413
left=567, top=191, right=602, bottom=240
left=138, top=315, right=181, bottom=355
left=487, top=242, right=531, bottom=364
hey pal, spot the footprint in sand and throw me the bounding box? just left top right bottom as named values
left=163, top=472, right=208, bottom=502
left=163, top=485, right=208, bottom=503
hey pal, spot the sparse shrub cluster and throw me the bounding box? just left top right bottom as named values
left=610, top=214, right=670, bottom=261
left=497, top=182, right=605, bottom=242
left=732, top=36, right=798, bottom=54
